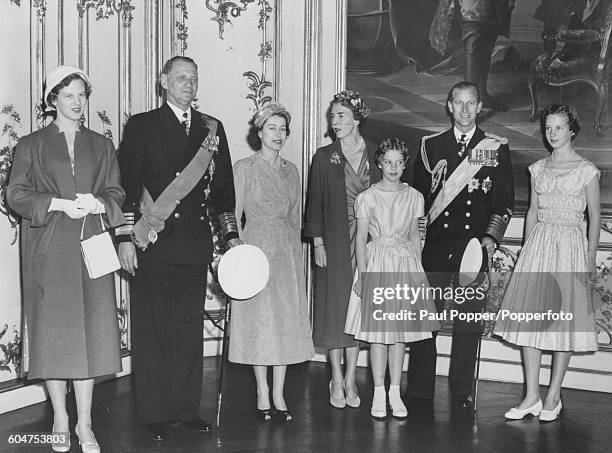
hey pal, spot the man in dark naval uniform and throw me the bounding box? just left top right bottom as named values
left=116, top=56, right=239, bottom=440
left=409, top=80, right=514, bottom=407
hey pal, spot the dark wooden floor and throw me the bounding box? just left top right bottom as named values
left=1, top=358, right=611, bottom=452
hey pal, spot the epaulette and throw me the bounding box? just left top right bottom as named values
left=421, top=129, right=445, bottom=146
left=484, top=131, right=508, bottom=145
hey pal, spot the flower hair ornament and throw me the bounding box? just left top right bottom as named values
left=333, top=90, right=371, bottom=119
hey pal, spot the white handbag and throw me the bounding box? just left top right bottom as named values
left=80, top=214, right=121, bottom=279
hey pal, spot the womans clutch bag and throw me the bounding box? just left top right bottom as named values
left=80, top=213, right=121, bottom=279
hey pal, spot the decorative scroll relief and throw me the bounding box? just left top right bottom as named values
left=33, top=0, right=46, bottom=19
left=0, top=324, right=22, bottom=378
left=242, top=0, right=273, bottom=110
left=9, top=0, right=47, bottom=20
left=168, top=0, right=274, bottom=108
left=205, top=0, right=256, bottom=39
left=243, top=71, right=271, bottom=111
left=117, top=294, right=129, bottom=350
left=176, top=0, right=188, bottom=53
left=76, top=0, right=134, bottom=25
left=75, top=0, right=133, bottom=137
left=0, top=105, right=21, bottom=242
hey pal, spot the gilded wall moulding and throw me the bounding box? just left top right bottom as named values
left=33, top=0, right=46, bottom=20
left=242, top=0, right=273, bottom=110
left=243, top=71, right=271, bottom=111
left=0, top=324, right=22, bottom=377
left=205, top=0, right=256, bottom=39
left=0, top=105, right=21, bottom=241
left=256, top=0, right=271, bottom=30
left=6, top=0, right=48, bottom=19
left=117, top=298, right=129, bottom=350
left=76, top=0, right=135, bottom=26
left=97, top=110, right=113, bottom=140
left=176, top=0, right=189, bottom=53
left=258, top=41, right=272, bottom=63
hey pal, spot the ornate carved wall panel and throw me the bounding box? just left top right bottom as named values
left=0, top=0, right=147, bottom=383
left=0, top=0, right=281, bottom=387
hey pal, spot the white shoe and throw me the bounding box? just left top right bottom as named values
left=344, top=380, right=361, bottom=408
left=51, top=425, right=70, bottom=452
left=390, top=399, right=408, bottom=418
left=504, top=399, right=543, bottom=420
left=75, top=425, right=100, bottom=453
left=329, top=381, right=346, bottom=409
left=539, top=400, right=562, bottom=422
left=371, top=387, right=387, bottom=419
left=388, top=385, right=407, bottom=418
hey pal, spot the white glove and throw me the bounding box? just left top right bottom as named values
left=49, top=198, right=88, bottom=219
left=75, top=193, right=105, bottom=214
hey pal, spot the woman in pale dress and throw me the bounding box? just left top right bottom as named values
left=494, top=104, right=600, bottom=422
left=229, top=104, right=314, bottom=422
left=7, top=66, right=125, bottom=452
left=346, top=139, right=440, bottom=419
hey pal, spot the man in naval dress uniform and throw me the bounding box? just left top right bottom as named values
left=116, top=56, right=239, bottom=440
left=409, top=81, right=514, bottom=407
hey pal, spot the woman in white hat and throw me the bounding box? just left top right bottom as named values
left=7, top=66, right=125, bottom=452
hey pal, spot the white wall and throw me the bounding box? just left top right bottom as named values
left=0, top=1, right=29, bottom=384
left=0, top=0, right=283, bottom=387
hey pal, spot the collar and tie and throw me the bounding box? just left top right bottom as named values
left=182, top=112, right=190, bottom=136
left=457, top=133, right=468, bottom=157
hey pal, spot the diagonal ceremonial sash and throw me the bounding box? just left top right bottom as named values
left=131, top=118, right=219, bottom=251
left=427, top=137, right=501, bottom=225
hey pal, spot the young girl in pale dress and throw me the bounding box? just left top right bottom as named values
left=345, top=138, right=440, bottom=419
left=494, top=105, right=600, bottom=422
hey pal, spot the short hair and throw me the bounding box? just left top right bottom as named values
left=46, top=73, right=92, bottom=107
left=161, top=56, right=197, bottom=75
left=376, top=138, right=409, bottom=163
left=447, top=81, right=480, bottom=104
left=540, top=104, right=581, bottom=139
left=247, top=103, right=291, bottom=151
left=331, top=90, right=371, bottom=122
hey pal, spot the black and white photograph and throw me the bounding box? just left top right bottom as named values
left=1, top=1, right=612, bottom=452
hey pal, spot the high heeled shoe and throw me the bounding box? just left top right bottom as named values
left=344, top=380, right=361, bottom=408
left=505, top=399, right=543, bottom=420
left=256, top=408, right=275, bottom=422
left=329, top=381, right=346, bottom=409
left=539, top=400, right=562, bottom=422
left=274, top=409, right=293, bottom=423
left=75, top=425, right=100, bottom=453
left=51, top=425, right=70, bottom=452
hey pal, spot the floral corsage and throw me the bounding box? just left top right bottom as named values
left=330, top=151, right=343, bottom=165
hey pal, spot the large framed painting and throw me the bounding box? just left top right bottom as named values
left=346, top=0, right=612, bottom=214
